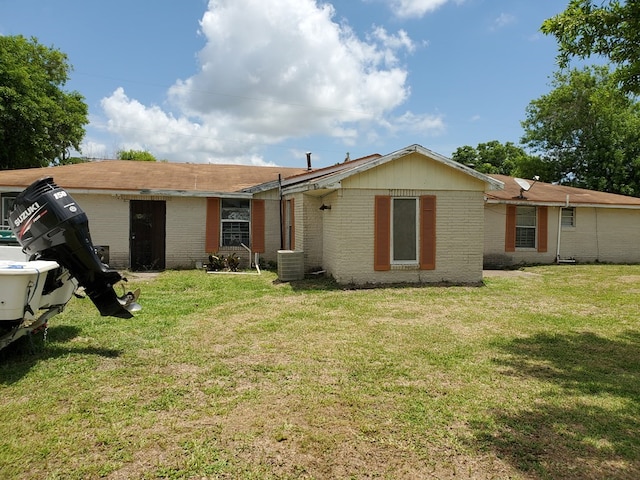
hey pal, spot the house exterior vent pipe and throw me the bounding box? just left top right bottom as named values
left=306, top=152, right=312, bottom=170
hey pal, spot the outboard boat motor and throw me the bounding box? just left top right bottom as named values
left=8, top=177, right=140, bottom=318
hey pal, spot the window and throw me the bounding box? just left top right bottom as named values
left=206, top=198, right=265, bottom=253
left=221, top=199, right=250, bottom=246
left=392, top=198, right=418, bottom=263
left=561, top=207, right=575, bottom=227
left=506, top=205, right=547, bottom=253
left=374, top=195, right=435, bottom=271
left=515, top=206, right=536, bottom=248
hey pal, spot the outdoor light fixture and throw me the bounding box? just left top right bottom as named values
left=319, top=204, right=331, bottom=210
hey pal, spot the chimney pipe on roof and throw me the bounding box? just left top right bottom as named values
left=306, top=152, right=312, bottom=170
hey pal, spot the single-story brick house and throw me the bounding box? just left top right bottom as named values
left=484, top=174, right=640, bottom=267
left=0, top=145, right=503, bottom=284
left=278, top=145, right=503, bottom=284
left=0, top=161, right=307, bottom=270
left=3, top=145, right=640, bottom=283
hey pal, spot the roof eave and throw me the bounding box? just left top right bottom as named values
left=484, top=197, right=640, bottom=209
left=54, top=188, right=253, bottom=198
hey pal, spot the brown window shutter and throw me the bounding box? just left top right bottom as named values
left=419, top=195, right=436, bottom=270
left=205, top=197, right=220, bottom=253
left=251, top=199, right=265, bottom=253
left=374, top=196, right=391, bottom=271
left=505, top=205, right=516, bottom=252
left=537, top=206, right=548, bottom=252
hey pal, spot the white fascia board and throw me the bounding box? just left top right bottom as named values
left=61, top=188, right=253, bottom=199
left=282, top=181, right=341, bottom=195
left=241, top=179, right=281, bottom=194
left=484, top=197, right=640, bottom=210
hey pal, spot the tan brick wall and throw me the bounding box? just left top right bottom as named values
left=74, top=194, right=130, bottom=268
left=76, top=194, right=210, bottom=269
left=302, top=194, right=323, bottom=270
left=165, top=197, right=207, bottom=269
left=559, top=207, right=640, bottom=263
left=322, top=189, right=485, bottom=285
left=484, top=203, right=640, bottom=266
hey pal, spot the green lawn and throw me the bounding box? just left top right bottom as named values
left=1, top=265, right=639, bottom=479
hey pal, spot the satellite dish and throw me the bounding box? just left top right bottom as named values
left=514, top=178, right=531, bottom=191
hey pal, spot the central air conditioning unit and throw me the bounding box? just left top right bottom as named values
left=277, top=250, right=304, bottom=281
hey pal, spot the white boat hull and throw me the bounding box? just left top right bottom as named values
left=0, top=260, right=77, bottom=349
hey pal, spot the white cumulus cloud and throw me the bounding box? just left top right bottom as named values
left=386, top=0, right=464, bottom=19
left=492, top=12, right=516, bottom=30
left=97, top=0, right=442, bottom=164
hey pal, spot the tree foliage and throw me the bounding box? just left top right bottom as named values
left=451, top=140, right=544, bottom=179
left=521, top=65, right=640, bottom=196
left=0, top=35, right=88, bottom=169
left=117, top=149, right=157, bottom=162
left=542, top=0, right=640, bottom=94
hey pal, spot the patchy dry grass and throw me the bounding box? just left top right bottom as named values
left=1, top=265, right=639, bottom=479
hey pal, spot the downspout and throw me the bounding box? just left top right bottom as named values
left=556, top=194, right=569, bottom=263
left=278, top=174, right=283, bottom=250
left=240, top=243, right=260, bottom=274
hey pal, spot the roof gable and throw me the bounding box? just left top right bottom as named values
left=282, top=144, right=503, bottom=193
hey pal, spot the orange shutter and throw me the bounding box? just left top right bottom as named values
left=205, top=197, right=220, bottom=253
left=251, top=199, right=265, bottom=253
left=419, top=196, right=436, bottom=270
left=374, top=196, right=391, bottom=271
left=537, top=206, right=548, bottom=253
left=505, top=205, right=516, bottom=252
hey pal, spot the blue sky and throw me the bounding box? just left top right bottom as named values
left=1, top=0, right=569, bottom=168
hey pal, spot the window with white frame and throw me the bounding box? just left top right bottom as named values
left=561, top=207, right=575, bottom=227
left=221, top=198, right=250, bottom=247
left=515, top=206, right=537, bottom=248
left=392, top=198, right=418, bottom=263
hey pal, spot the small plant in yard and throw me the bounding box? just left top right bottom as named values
left=225, top=252, right=240, bottom=271
left=0, top=265, right=639, bottom=479
left=206, top=253, right=225, bottom=271
left=206, top=253, right=241, bottom=272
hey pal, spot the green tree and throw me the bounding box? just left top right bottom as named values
left=521, top=65, right=640, bottom=196
left=61, top=156, right=89, bottom=165
left=542, top=0, right=640, bottom=94
left=452, top=140, right=542, bottom=178
left=117, top=149, right=157, bottom=162
left=0, top=35, right=88, bottom=169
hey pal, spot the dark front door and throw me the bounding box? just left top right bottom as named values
left=130, top=200, right=166, bottom=271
